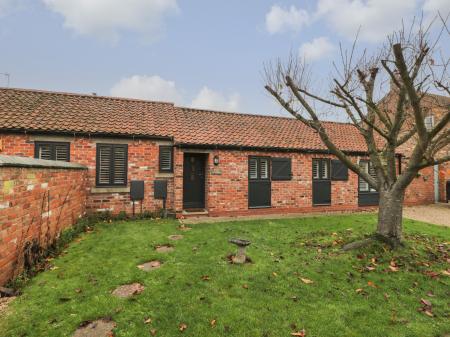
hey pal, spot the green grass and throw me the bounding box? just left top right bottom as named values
left=0, top=214, right=449, bottom=337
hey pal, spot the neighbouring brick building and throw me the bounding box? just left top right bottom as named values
left=0, top=87, right=446, bottom=219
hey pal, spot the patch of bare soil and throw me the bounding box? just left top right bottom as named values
left=155, top=245, right=174, bottom=253
left=0, top=296, right=16, bottom=315
left=73, top=318, right=116, bottom=337
left=111, top=283, right=145, bottom=298
left=168, top=234, right=183, bottom=241
left=137, top=260, right=161, bottom=271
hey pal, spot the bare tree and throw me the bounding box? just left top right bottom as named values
left=265, top=18, right=449, bottom=247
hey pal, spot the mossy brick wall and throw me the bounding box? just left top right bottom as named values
left=0, top=165, right=88, bottom=286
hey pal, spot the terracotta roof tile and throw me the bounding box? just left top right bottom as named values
left=173, top=107, right=367, bottom=152
left=0, top=87, right=367, bottom=152
left=0, top=88, right=177, bottom=138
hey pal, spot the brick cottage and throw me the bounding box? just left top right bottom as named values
left=0, top=87, right=447, bottom=219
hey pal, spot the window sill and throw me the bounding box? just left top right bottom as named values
left=91, top=186, right=130, bottom=194
left=248, top=206, right=272, bottom=209
left=156, top=172, right=174, bottom=178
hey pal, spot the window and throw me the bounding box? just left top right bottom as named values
left=424, top=115, right=434, bottom=131
left=331, top=160, right=349, bottom=181
left=96, top=144, right=128, bottom=186
left=249, top=157, right=270, bottom=180
left=34, top=141, right=70, bottom=162
left=159, top=146, right=173, bottom=172
left=312, top=159, right=330, bottom=180
left=271, top=157, right=292, bottom=180
left=359, top=160, right=377, bottom=192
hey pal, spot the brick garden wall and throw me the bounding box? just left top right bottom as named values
left=0, top=158, right=88, bottom=286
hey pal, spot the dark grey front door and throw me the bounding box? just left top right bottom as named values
left=183, top=153, right=206, bottom=209
left=312, top=159, right=331, bottom=205
left=248, top=157, right=271, bottom=208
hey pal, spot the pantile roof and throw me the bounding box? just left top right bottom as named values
left=0, top=87, right=368, bottom=153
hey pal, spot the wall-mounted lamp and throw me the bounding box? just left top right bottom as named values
left=213, top=155, right=220, bottom=166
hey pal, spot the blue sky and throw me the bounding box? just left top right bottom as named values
left=0, top=0, right=448, bottom=118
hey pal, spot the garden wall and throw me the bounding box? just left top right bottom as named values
left=0, top=155, right=88, bottom=286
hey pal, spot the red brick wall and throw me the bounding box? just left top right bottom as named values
left=404, top=166, right=436, bottom=205
left=1, top=133, right=437, bottom=220
left=175, top=150, right=385, bottom=217
left=0, top=134, right=174, bottom=215
left=0, top=165, right=87, bottom=286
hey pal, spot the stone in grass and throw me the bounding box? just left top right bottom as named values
left=112, top=283, right=145, bottom=298
left=138, top=260, right=161, bottom=271
left=155, top=244, right=174, bottom=253
left=168, top=234, right=183, bottom=241
left=73, top=318, right=116, bottom=337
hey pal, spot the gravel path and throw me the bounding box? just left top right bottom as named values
left=404, top=203, right=450, bottom=227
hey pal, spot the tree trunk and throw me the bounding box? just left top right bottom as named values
left=376, top=188, right=405, bottom=247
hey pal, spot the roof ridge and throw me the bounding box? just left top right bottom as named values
left=0, top=86, right=175, bottom=106
left=177, top=106, right=353, bottom=125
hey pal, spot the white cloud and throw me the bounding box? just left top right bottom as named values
left=299, top=37, right=335, bottom=61
left=42, top=0, right=179, bottom=43
left=110, top=75, right=182, bottom=103
left=191, top=86, right=240, bottom=112
left=265, top=5, right=309, bottom=34
left=316, top=0, right=417, bottom=42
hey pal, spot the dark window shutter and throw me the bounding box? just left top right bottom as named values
left=249, top=158, right=258, bottom=180
left=271, top=157, right=292, bottom=180
left=96, top=144, right=128, bottom=186
left=36, top=144, right=52, bottom=160
left=35, top=142, right=70, bottom=162
left=159, top=146, right=173, bottom=172
left=97, top=145, right=112, bottom=185
left=112, top=145, right=127, bottom=185
left=331, top=160, right=348, bottom=181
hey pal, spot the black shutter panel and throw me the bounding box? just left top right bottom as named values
left=159, top=146, right=173, bottom=172
left=271, top=158, right=292, bottom=180
left=112, top=145, right=127, bottom=185
left=331, top=160, right=348, bottom=181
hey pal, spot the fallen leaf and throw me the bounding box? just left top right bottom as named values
left=300, top=278, right=313, bottom=284
left=291, top=329, right=306, bottom=336
left=144, top=318, right=152, bottom=324
left=355, top=288, right=364, bottom=293
left=179, top=323, right=188, bottom=332
left=201, top=275, right=210, bottom=281
left=242, top=284, right=248, bottom=289
left=367, top=281, right=376, bottom=288
left=388, top=265, right=399, bottom=272
left=272, top=272, right=278, bottom=277
left=423, top=310, right=434, bottom=317
left=366, top=266, right=376, bottom=271
left=150, top=329, right=157, bottom=336
left=441, top=269, right=450, bottom=276
left=210, top=319, right=216, bottom=327
left=420, top=298, right=432, bottom=307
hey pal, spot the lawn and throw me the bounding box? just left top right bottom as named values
left=0, top=214, right=449, bottom=337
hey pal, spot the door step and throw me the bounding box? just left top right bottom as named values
left=182, top=209, right=209, bottom=217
